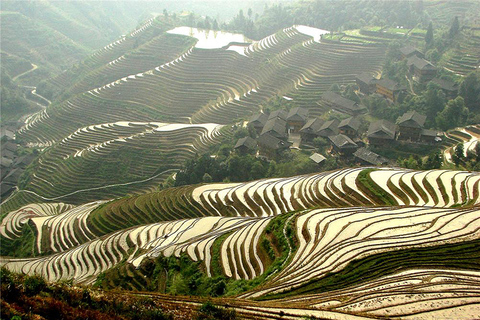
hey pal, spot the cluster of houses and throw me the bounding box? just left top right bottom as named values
left=356, top=45, right=459, bottom=103
left=1, top=128, right=35, bottom=199
left=367, top=110, right=439, bottom=146
left=236, top=105, right=438, bottom=167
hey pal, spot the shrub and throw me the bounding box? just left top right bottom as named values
left=23, top=274, right=47, bottom=296
left=196, top=302, right=236, bottom=320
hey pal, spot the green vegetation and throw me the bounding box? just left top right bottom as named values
left=196, top=302, right=236, bottom=320
left=95, top=212, right=299, bottom=298
left=262, top=238, right=480, bottom=299
left=1, top=267, right=181, bottom=320
left=357, top=169, right=397, bottom=206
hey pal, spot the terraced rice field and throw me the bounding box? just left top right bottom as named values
left=18, top=25, right=386, bottom=146
left=1, top=167, right=478, bottom=318
left=2, top=122, right=226, bottom=212
left=6, top=167, right=476, bottom=256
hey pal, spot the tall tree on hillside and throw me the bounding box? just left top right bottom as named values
left=435, top=96, right=468, bottom=131
left=424, top=82, right=445, bottom=126
left=459, top=72, right=480, bottom=112
left=425, top=22, right=433, bottom=47
left=449, top=16, right=460, bottom=38
left=453, top=143, right=464, bottom=167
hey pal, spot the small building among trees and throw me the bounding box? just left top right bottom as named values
left=338, top=117, right=361, bottom=138
left=397, top=110, right=426, bottom=141
left=407, top=56, right=437, bottom=83
left=353, top=147, right=389, bottom=166
left=261, top=118, right=288, bottom=140
left=300, top=118, right=324, bottom=143
left=321, top=91, right=366, bottom=115
left=375, top=78, right=407, bottom=103
left=399, top=45, right=424, bottom=59
left=248, top=113, right=268, bottom=135
left=234, top=136, right=257, bottom=154
left=367, top=119, right=397, bottom=146
left=329, top=134, right=358, bottom=155
left=356, top=73, right=378, bottom=94
left=430, top=77, right=459, bottom=100
left=257, top=133, right=292, bottom=159
left=317, top=119, right=340, bottom=137
left=286, top=107, right=309, bottom=132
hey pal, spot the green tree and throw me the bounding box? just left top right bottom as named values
left=435, top=96, right=468, bottom=130
left=425, top=22, right=433, bottom=47
left=452, top=143, right=464, bottom=167
left=424, top=82, right=446, bottom=127
left=459, top=72, right=480, bottom=112
left=448, top=16, right=460, bottom=38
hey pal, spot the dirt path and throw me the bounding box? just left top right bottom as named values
left=12, top=63, right=38, bottom=82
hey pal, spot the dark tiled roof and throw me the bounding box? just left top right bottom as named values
left=248, top=113, right=268, bottom=126
left=397, top=111, right=426, bottom=128
left=317, top=119, right=339, bottom=136
left=321, top=92, right=363, bottom=112
left=407, top=56, right=436, bottom=70
left=353, top=147, right=388, bottom=165
left=258, top=133, right=292, bottom=150
left=421, top=129, right=438, bottom=137
left=261, top=118, right=287, bottom=137
left=356, top=73, right=377, bottom=85
left=376, top=78, right=406, bottom=91
left=267, top=110, right=288, bottom=121
left=338, top=117, right=361, bottom=131
left=367, top=120, right=396, bottom=140
left=287, top=107, right=309, bottom=122
left=430, top=77, right=458, bottom=92
left=234, top=136, right=257, bottom=150
left=329, top=134, right=358, bottom=149
left=300, top=118, right=324, bottom=133
left=400, top=45, right=423, bottom=57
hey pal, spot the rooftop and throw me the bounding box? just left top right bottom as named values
left=376, top=78, right=406, bottom=91
left=267, top=109, right=288, bottom=121
left=430, top=77, right=459, bottom=92
left=367, top=119, right=396, bottom=140
left=249, top=113, right=268, bottom=126
left=397, top=110, right=426, bottom=128
left=407, top=55, right=436, bottom=70
left=309, top=153, right=326, bottom=164
left=338, top=117, right=361, bottom=131
left=300, top=118, right=324, bottom=133
left=353, top=147, right=388, bottom=165
left=234, top=136, right=257, bottom=150
left=321, top=91, right=363, bottom=112
left=258, top=133, right=292, bottom=150
left=329, top=134, right=358, bottom=149
left=261, top=118, right=287, bottom=137
left=287, top=107, right=309, bottom=122
left=356, top=73, right=377, bottom=85
left=399, top=45, right=423, bottom=57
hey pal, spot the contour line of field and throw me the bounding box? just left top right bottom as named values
left=1, top=169, right=177, bottom=204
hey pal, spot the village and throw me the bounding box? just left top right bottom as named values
left=235, top=44, right=450, bottom=167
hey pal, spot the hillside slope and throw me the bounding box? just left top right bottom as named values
left=1, top=168, right=479, bottom=319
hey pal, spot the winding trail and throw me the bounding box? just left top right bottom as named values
left=12, top=63, right=38, bottom=82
